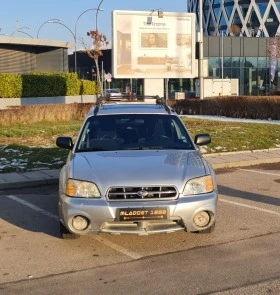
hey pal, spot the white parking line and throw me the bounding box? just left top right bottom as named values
left=238, top=168, right=280, bottom=176
left=5, top=195, right=142, bottom=260
left=6, top=195, right=59, bottom=221
left=93, top=235, right=142, bottom=260
left=220, top=198, right=280, bottom=216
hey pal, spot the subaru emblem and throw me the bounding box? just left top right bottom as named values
left=137, top=190, right=148, bottom=198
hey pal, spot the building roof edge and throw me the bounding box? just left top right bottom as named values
left=0, top=37, right=75, bottom=48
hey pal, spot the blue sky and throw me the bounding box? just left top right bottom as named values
left=0, top=0, right=188, bottom=48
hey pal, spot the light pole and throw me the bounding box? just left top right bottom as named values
left=221, top=31, right=224, bottom=96
left=46, top=21, right=75, bottom=41
left=36, top=19, right=61, bottom=38
left=220, top=31, right=227, bottom=96
left=199, top=0, right=204, bottom=99
left=16, top=31, right=33, bottom=38
left=0, top=29, right=9, bottom=37
left=37, top=20, right=75, bottom=72
left=96, top=0, right=104, bottom=31
left=11, top=26, right=30, bottom=37
left=74, top=8, right=104, bottom=74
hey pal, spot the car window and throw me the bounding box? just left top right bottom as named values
left=75, top=114, right=195, bottom=152
left=107, top=89, right=119, bottom=94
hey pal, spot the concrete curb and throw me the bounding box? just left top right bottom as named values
left=204, top=148, right=280, bottom=169
left=210, top=157, right=280, bottom=170
left=0, top=178, right=58, bottom=190
left=203, top=147, right=280, bottom=156
left=0, top=169, right=59, bottom=190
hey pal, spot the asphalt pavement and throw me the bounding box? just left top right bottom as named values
left=0, top=148, right=280, bottom=190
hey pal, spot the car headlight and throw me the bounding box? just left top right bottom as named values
left=183, top=175, right=214, bottom=195
left=66, top=179, right=100, bottom=198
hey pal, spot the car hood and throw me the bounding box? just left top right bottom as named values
left=69, top=150, right=209, bottom=194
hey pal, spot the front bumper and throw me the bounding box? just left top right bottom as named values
left=58, top=192, right=218, bottom=235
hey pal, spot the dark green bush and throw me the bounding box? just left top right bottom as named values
left=172, top=96, right=280, bottom=120
left=0, top=72, right=97, bottom=98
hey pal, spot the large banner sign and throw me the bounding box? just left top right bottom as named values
left=112, top=10, right=196, bottom=79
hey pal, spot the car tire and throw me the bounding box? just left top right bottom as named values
left=60, top=222, right=79, bottom=239
left=192, top=222, right=216, bottom=234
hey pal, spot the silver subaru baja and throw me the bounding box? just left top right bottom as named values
left=56, top=97, right=218, bottom=239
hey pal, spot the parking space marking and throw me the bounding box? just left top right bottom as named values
left=220, top=198, right=280, bottom=216
left=5, top=195, right=142, bottom=260
left=238, top=168, right=280, bottom=176
left=93, top=235, right=142, bottom=259
left=6, top=195, right=59, bottom=221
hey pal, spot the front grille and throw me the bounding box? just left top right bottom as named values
left=107, top=186, right=178, bottom=201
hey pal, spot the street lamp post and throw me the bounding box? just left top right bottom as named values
left=96, top=0, right=104, bottom=31
left=47, top=21, right=75, bottom=41
left=74, top=8, right=104, bottom=74
left=221, top=31, right=224, bottom=96
left=199, top=0, right=204, bottom=99
left=11, top=26, right=30, bottom=37
left=16, top=31, right=33, bottom=38
left=0, top=28, right=9, bottom=37
left=37, top=20, right=75, bottom=72
left=36, top=19, right=62, bottom=38
left=37, top=20, right=75, bottom=42
left=220, top=31, right=227, bottom=96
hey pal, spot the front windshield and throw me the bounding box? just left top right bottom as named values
left=75, top=114, right=195, bottom=152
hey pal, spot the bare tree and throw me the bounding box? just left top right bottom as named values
left=79, top=1, right=106, bottom=96
left=80, top=30, right=108, bottom=96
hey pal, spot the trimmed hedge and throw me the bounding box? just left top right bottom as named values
left=0, top=74, right=22, bottom=98
left=0, top=72, right=98, bottom=98
left=171, top=96, right=280, bottom=120
left=81, top=79, right=98, bottom=95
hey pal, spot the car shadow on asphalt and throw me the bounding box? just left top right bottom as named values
left=218, top=185, right=280, bottom=207
left=0, top=183, right=279, bottom=240
left=0, top=185, right=62, bottom=239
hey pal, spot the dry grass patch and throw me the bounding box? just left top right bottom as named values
left=0, top=103, right=94, bottom=126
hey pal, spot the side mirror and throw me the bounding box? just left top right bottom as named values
left=194, top=134, right=211, bottom=146
left=56, top=136, right=74, bottom=150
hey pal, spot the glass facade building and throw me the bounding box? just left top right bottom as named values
left=203, top=36, right=279, bottom=96
left=185, top=0, right=280, bottom=96
left=188, top=0, right=280, bottom=37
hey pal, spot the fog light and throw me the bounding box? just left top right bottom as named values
left=72, top=216, right=89, bottom=231
left=193, top=211, right=210, bottom=227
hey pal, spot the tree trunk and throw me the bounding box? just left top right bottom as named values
left=94, top=57, right=103, bottom=96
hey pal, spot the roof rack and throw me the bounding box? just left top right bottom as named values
left=93, top=96, right=104, bottom=115
left=93, top=95, right=171, bottom=115
left=155, top=96, right=171, bottom=114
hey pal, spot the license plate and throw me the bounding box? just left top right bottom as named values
left=117, top=207, right=168, bottom=221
